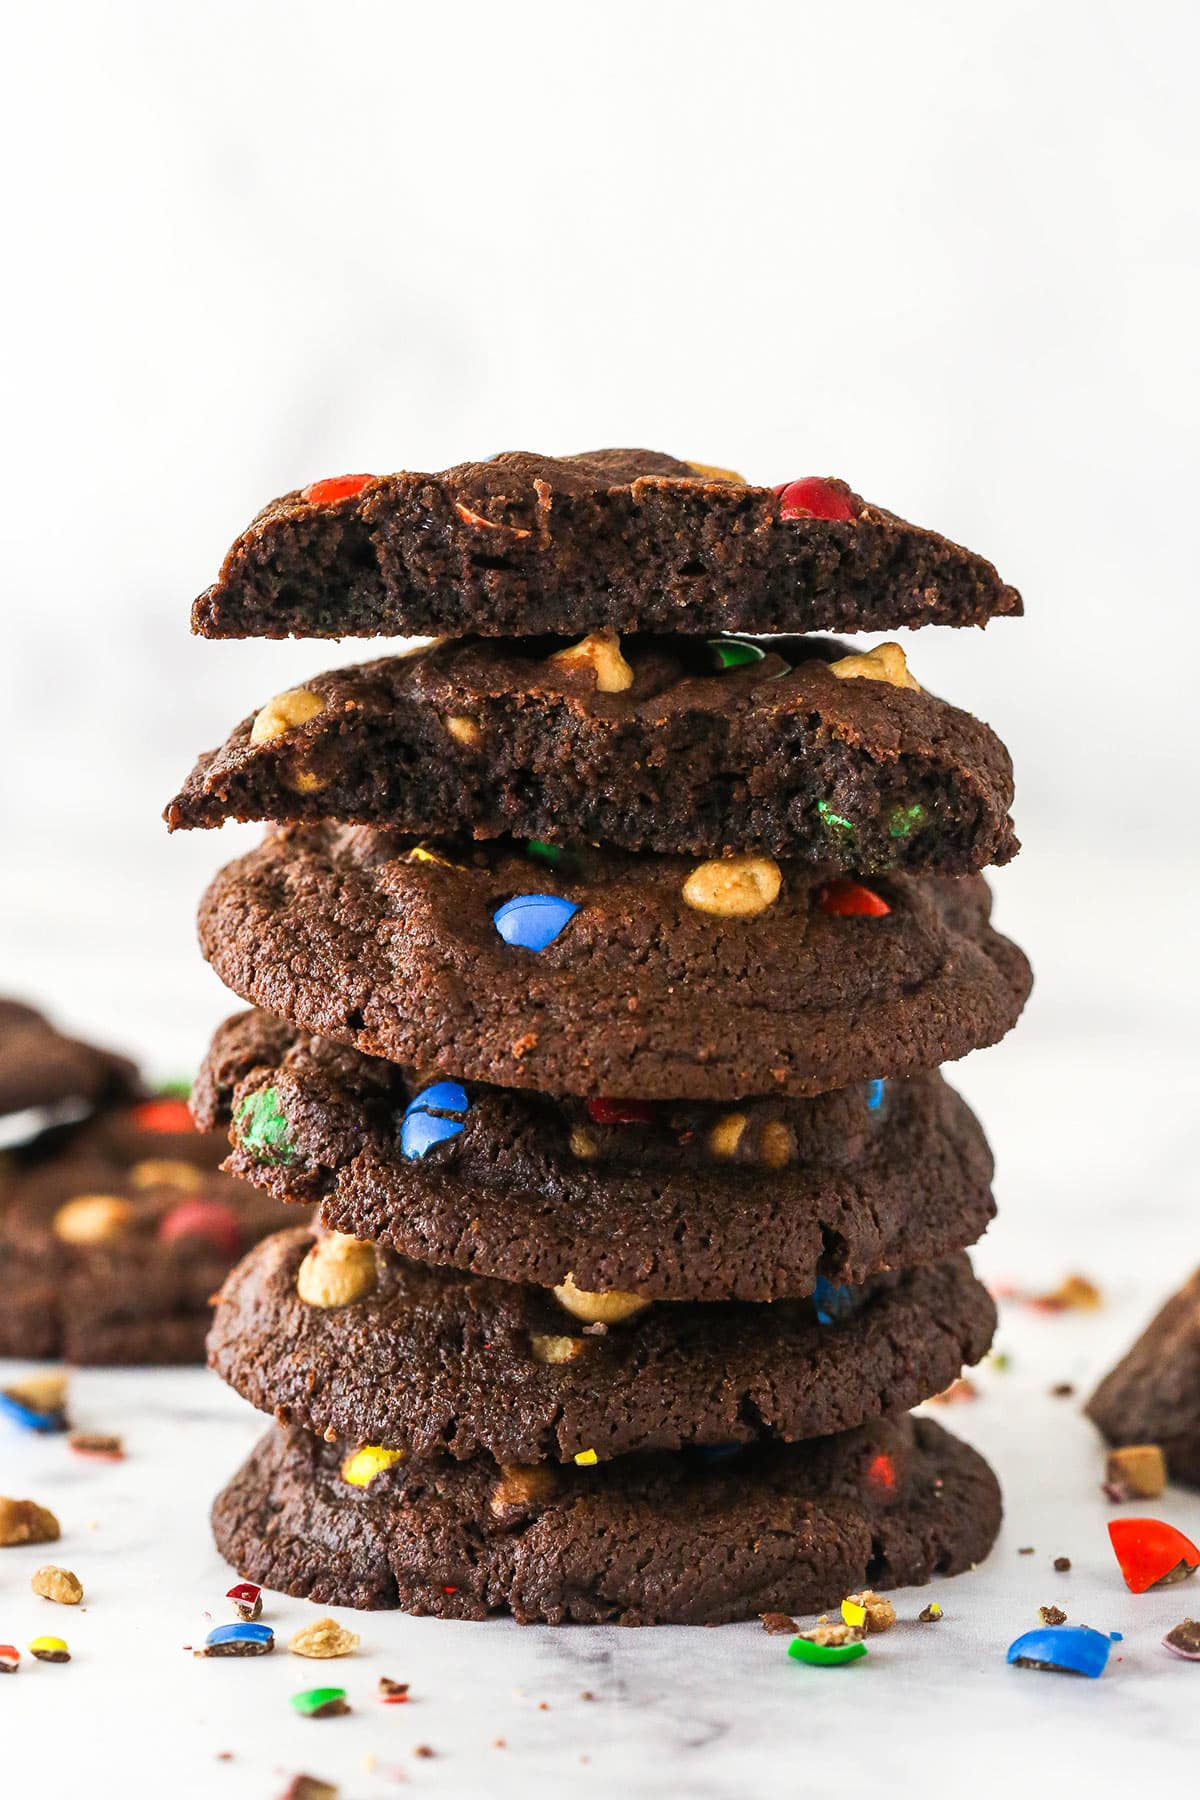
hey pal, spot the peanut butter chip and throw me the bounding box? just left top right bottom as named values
left=758, top=1120, right=796, bottom=1169
left=828, top=642, right=921, bottom=692
left=549, top=631, right=634, bottom=693
left=552, top=1274, right=650, bottom=1326
left=442, top=714, right=482, bottom=747
left=31, top=1565, right=82, bottom=1605
left=285, top=762, right=331, bottom=794
left=249, top=686, right=326, bottom=745
left=129, top=1159, right=205, bottom=1191
left=52, top=1194, right=135, bottom=1244
left=289, top=1616, right=360, bottom=1658
left=708, top=1112, right=747, bottom=1159
left=530, top=1334, right=589, bottom=1365
left=568, top=1126, right=598, bottom=1160
left=295, top=1233, right=377, bottom=1308
left=682, top=855, right=782, bottom=917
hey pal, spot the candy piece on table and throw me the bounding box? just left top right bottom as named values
left=28, top=1635, right=70, bottom=1663
left=198, top=1621, right=275, bottom=1657
left=842, top=1591, right=896, bottom=1634
left=919, top=1602, right=944, bottom=1623
left=31, top=1565, right=83, bottom=1605
left=0, top=1645, right=19, bottom=1673
left=0, top=1496, right=60, bottom=1546
left=774, top=476, right=859, bottom=522
left=787, top=1634, right=867, bottom=1667
left=157, top=1200, right=242, bottom=1256
left=68, top=1431, right=123, bottom=1461
left=0, top=1375, right=68, bottom=1434
left=1163, top=1620, right=1200, bottom=1661
left=290, top=1686, right=351, bottom=1719
left=1108, top=1517, right=1200, bottom=1592
left=227, top=1581, right=263, bottom=1622
left=1105, top=1444, right=1167, bottom=1500
left=289, top=1618, right=360, bottom=1659
left=1007, top=1625, right=1115, bottom=1678
left=493, top=894, right=580, bottom=951
left=378, top=1676, right=410, bottom=1703
left=341, top=1445, right=405, bottom=1488
left=301, top=474, right=374, bottom=505
left=817, top=878, right=891, bottom=918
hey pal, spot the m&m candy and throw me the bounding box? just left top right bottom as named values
left=226, top=1582, right=262, bottom=1622
left=301, top=474, right=374, bottom=506
left=493, top=894, right=580, bottom=952
left=817, top=879, right=891, bottom=919
left=198, top=1621, right=275, bottom=1657
left=774, top=477, right=858, bottom=523
left=157, top=1200, right=242, bottom=1256
left=1108, top=1517, right=1200, bottom=1593
left=290, top=1685, right=351, bottom=1718
left=28, top=1636, right=70, bottom=1663
left=0, top=1646, right=19, bottom=1673
left=865, top=1079, right=886, bottom=1112
left=787, top=1635, right=867, bottom=1668
left=399, top=1081, right=470, bottom=1161
left=132, top=1097, right=195, bottom=1134
left=341, top=1444, right=405, bottom=1487
left=1007, top=1625, right=1115, bottom=1678
left=585, top=1098, right=655, bottom=1126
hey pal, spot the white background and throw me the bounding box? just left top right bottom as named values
left=1, top=3, right=1197, bottom=1794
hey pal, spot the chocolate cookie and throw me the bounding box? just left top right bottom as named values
left=166, top=636, right=1018, bottom=875
left=209, top=1228, right=994, bottom=1463
left=1086, top=1270, right=1200, bottom=1488
left=0, top=999, right=140, bottom=1150
left=0, top=1142, right=312, bottom=1365
left=192, top=450, right=1021, bottom=641
left=193, top=1010, right=995, bottom=1304
left=198, top=828, right=1032, bottom=1099
left=211, top=1413, right=1002, bottom=1623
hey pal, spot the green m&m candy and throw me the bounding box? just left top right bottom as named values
left=787, top=1634, right=867, bottom=1668
left=290, top=1685, right=351, bottom=1718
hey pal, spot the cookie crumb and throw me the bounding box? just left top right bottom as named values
left=918, top=1602, right=944, bottom=1623
left=1163, top=1619, right=1200, bottom=1660
left=413, top=1745, right=435, bottom=1759
left=1050, top=1382, right=1075, bottom=1398
left=1038, top=1605, right=1068, bottom=1626
left=68, top=1431, right=124, bottom=1461
left=842, top=1590, right=896, bottom=1634
left=759, top=1612, right=798, bottom=1636
left=1018, top=1546, right=1035, bottom=1556
left=1053, top=1557, right=1072, bottom=1572
left=1105, top=1444, right=1166, bottom=1500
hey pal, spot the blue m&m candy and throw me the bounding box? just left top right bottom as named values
left=865, top=1078, right=885, bottom=1112
left=400, top=1081, right=470, bottom=1161
left=199, top=1621, right=275, bottom=1657
left=493, top=894, right=579, bottom=952
left=813, top=1275, right=856, bottom=1326
left=1007, top=1625, right=1116, bottom=1679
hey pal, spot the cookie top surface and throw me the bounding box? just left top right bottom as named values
left=192, top=450, right=1022, bottom=640
left=212, top=1414, right=1002, bottom=1624
left=193, top=1009, right=995, bottom=1303
left=197, top=827, right=1032, bottom=1099
left=0, top=1115, right=314, bottom=1365
left=0, top=998, right=140, bottom=1139
left=167, top=635, right=1018, bottom=875
left=210, top=1226, right=994, bottom=1464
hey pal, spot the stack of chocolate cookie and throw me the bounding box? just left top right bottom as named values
left=171, top=451, right=1031, bottom=1624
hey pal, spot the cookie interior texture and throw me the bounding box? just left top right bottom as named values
left=192, top=448, right=1021, bottom=640
left=167, top=635, right=1017, bottom=875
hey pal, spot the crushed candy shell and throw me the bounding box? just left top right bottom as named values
left=290, top=1686, right=351, bottom=1719
left=0, top=1645, right=19, bottom=1673
left=1007, top=1625, right=1114, bottom=1678
left=1163, top=1619, right=1200, bottom=1661
left=302, top=474, right=374, bottom=506
left=1109, top=1517, right=1200, bottom=1592
left=787, top=1634, right=867, bottom=1667
left=198, top=1621, right=275, bottom=1657
left=706, top=636, right=766, bottom=671
left=379, top=1676, right=410, bottom=1703
left=28, top=1635, right=70, bottom=1663
left=493, top=893, right=580, bottom=952
left=817, top=878, right=891, bottom=919
left=0, top=1381, right=68, bottom=1434
left=341, top=1445, right=405, bottom=1487
left=574, top=1448, right=599, bottom=1467
left=585, top=1097, right=655, bottom=1126
left=227, top=1581, right=262, bottom=1622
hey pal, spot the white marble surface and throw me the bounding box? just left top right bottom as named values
left=3, top=1029, right=1199, bottom=1799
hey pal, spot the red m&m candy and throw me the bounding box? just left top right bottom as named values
left=774, top=477, right=858, bottom=523
left=1108, top=1517, right=1200, bottom=1593
left=585, top=1098, right=655, bottom=1126
left=817, top=879, right=892, bottom=919
left=301, top=473, right=375, bottom=506
left=132, top=1098, right=195, bottom=1134
left=157, top=1200, right=242, bottom=1257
